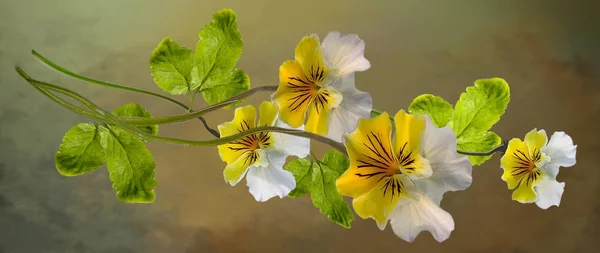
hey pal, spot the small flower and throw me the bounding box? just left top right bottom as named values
left=500, top=129, right=577, bottom=209
left=217, top=101, right=310, bottom=202
left=336, top=110, right=472, bottom=242
left=272, top=31, right=372, bottom=142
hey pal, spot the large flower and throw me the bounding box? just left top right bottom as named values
left=500, top=129, right=577, bottom=209
left=336, top=110, right=472, bottom=242
left=217, top=101, right=310, bottom=202
left=272, top=31, right=372, bottom=141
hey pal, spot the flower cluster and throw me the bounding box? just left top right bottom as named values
left=26, top=9, right=579, bottom=244
left=214, top=29, right=578, bottom=242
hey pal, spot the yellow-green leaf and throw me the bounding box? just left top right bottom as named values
left=54, top=123, right=105, bottom=176
left=448, top=78, right=510, bottom=165
left=192, top=9, right=249, bottom=105
left=149, top=37, right=195, bottom=95
left=285, top=150, right=353, bottom=228
left=99, top=125, right=157, bottom=203
left=408, top=94, right=454, bottom=127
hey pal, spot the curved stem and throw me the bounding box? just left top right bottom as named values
left=119, top=86, right=280, bottom=126
left=31, top=50, right=279, bottom=128
left=16, top=66, right=347, bottom=154
left=221, top=85, right=278, bottom=102
left=121, top=100, right=238, bottom=125
left=32, top=50, right=191, bottom=109
left=19, top=65, right=240, bottom=127
left=16, top=67, right=106, bottom=122
left=33, top=50, right=263, bottom=137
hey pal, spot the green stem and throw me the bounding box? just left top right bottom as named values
left=16, top=66, right=347, bottom=154
left=119, top=85, right=277, bottom=126
left=18, top=65, right=239, bottom=126
left=371, top=109, right=505, bottom=157
left=121, top=100, right=238, bottom=125
left=16, top=67, right=106, bottom=122
left=32, top=50, right=190, bottom=109
left=31, top=50, right=279, bottom=127
left=33, top=49, right=249, bottom=137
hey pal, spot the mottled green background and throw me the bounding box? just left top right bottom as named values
left=1, top=0, right=599, bottom=252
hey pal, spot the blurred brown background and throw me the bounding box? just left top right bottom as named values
left=1, top=0, right=599, bottom=252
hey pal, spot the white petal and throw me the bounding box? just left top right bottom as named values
left=534, top=175, right=565, bottom=209
left=541, top=131, right=577, bottom=179
left=246, top=150, right=296, bottom=202
left=418, top=115, right=472, bottom=204
left=321, top=31, right=370, bottom=77
left=273, top=120, right=310, bottom=158
left=390, top=194, right=455, bottom=243
left=326, top=74, right=373, bottom=142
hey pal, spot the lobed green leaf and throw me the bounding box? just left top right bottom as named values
left=448, top=77, right=510, bottom=165
left=285, top=150, right=354, bottom=228
left=449, top=78, right=510, bottom=137
left=286, top=158, right=314, bottom=198
left=408, top=94, right=454, bottom=127
left=192, top=9, right=249, bottom=105
left=99, top=125, right=158, bottom=203
left=149, top=37, right=196, bottom=95
left=54, top=123, right=106, bottom=176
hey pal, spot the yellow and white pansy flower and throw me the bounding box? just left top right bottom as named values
left=501, top=129, right=577, bottom=209
left=336, top=110, right=472, bottom=242
left=217, top=101, right=310, bottom=202
left=272, top=31, right=372, bottom=142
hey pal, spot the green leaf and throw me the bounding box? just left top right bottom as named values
left=457, top=131, right=502, bottom=165
left=99, top=125, right=158, bottom=203
left=149, top=37, right=195, bottom=95
left=54, top=123, right=106, bottom=176
left=113, top=103, right=159, bottom=136
left=448, top=77, right=510, bottom=165
left=192, top=9, right=250, bottom=105
left=449, top=78, right=510, bottom=137
left=285, top=150, right=354, bottom=228
left=408, top=94, right=454, bottom=127
left=286, top=158, right=313, bottom=197
left=320, top=149, right=350, bottom=175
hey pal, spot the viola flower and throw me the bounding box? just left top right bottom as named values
left=217, top=101, right=310, bottom=202
left=500, top=129, right=577, bottom=209
left=272, top=31, right=372, bottom=142
left=336, top=110, right=472, bottom=242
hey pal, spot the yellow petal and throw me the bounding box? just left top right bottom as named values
left=524, top=129, right=549, bottom=166
left=217, top=105, right=257, bottom=164
left=524, top=129, right=547, bottom=151
left=501, top=138, right=531, bottom=190
left=512, top=168, right=543, bottom=203
left=353, top=175, right=417, bottom=230
left=273, top=60, right=318, bottom=128
left=223, top=150, right=267, bottom=186
left=336, top=112, right=397, bottom=198
left=305, top=87, right=343, bottom=135
left=501, top=135, right=546, bottom=204
left=393, top=110, right=431, bottom=179
left=294, top=35, right=331, bottom=84
left=258, top=101, right=279, bottom=127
